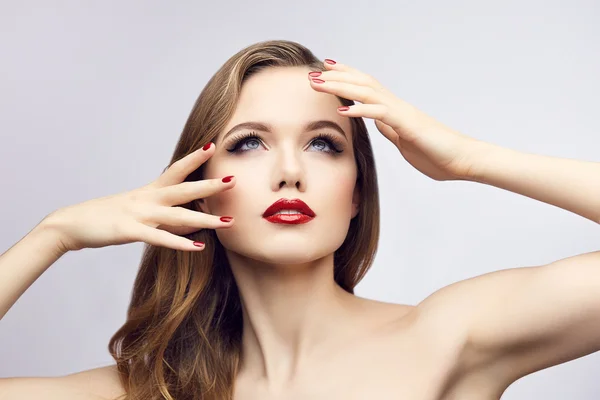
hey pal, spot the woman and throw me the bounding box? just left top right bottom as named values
left=1, top=40, right=599, bottom=399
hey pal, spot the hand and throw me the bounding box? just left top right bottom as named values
left=308, top=60, right=486, bottom=181
left=41, top=143, right=235, bottom=253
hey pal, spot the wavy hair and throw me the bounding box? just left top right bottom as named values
left=108, top=39, right=380, bottom=400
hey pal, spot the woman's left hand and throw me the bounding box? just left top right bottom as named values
left=308, top=59, right=487, bottom=181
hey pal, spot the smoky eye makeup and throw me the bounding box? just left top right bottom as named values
left=225, top=131, right=345, bottom=155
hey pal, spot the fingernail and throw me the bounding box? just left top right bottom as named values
left=203, top=142, right=212, bottom=151
left=222, top=175, right=234, bottom=183
left=193, top=241, right=204, bottom=247
left=311, top=78, right=325, bottom=84
left=220, top=216, right=233, bottom=222
left=338, top=106, right=350, bottom=112
left=324, top=58, right=336, bottom=65
left=308, top=71, right=322, bottom=77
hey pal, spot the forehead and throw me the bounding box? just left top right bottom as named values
left=219, top=66, right=352, bottom=139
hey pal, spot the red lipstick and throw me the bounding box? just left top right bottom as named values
left=262, top=198, right=316, bottom=224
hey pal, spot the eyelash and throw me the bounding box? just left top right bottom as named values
left=225, top=131, right=344, bottom=155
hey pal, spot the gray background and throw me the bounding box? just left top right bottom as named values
left=1, top=0, right=599, bottom=398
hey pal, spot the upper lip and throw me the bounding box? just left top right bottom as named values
left=263, top=198, right=316, bottom=217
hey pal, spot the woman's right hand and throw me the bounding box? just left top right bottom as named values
left=42, top=143, right=234, bottom=253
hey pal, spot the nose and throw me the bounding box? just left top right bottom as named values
left=273, top=146, right=305, bottom=191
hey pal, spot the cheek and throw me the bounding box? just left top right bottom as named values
left=329, top=181, right=356, bottom=217
left=314, top=168, right=357, bottom=213
left=204, top=170, right=262, bottom=216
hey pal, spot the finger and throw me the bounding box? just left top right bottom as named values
left=150, top=205, right=234, bottom=231
left=308, top=69, right=383, bottom=91
left=155, top=176, right=235, bottom=206
left=322, top=59, right=359, bottom=74
left=322, top=59, right=381, bottom=84
left=337, top=103, right=389, bottom=119
left=310, top=79, right=384, bottom=105
left=131, top=223, right=206, bottom=251
left=157, top=223, right=203, bottom=236
left=338, top=101, right=428, bottom=143
left=154, top=142, right=214, bottom=188
left=337, top=103, right=400, bottom=144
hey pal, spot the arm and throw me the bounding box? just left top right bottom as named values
left=304, top=59, right=599, bottom=388
left=418, top=144, right=600, bottom=390
left=0, top=218, right=68, bottom=320
left=0, top=365, right=125, bottom=400
left=0, top=218, right=129, bottom=397
left=469, top=143, right=600, bottom=224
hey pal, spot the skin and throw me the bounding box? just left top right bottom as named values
left=198, top=66, right=374, bottom=389
left=190, top=66, right=484, bottom=398
left=2, top=60, right=599, bottom=399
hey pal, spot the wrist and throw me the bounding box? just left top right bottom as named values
left=463, top=140, right=504, bottom=183
left=36, top=213, right=72, bottom=257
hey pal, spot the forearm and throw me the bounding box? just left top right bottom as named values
left=0, top=220, right=68, bottom=320
left=469, top=143, right=600, bottom=224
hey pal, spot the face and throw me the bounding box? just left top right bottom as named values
left=199, top=66, right=360, bottom=265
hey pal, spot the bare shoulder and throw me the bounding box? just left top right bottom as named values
left=410, top=270, right=528, bottom=395
left=360, top=284, right=512, bottom=399
left=351, top=295, right=417, bottom=330
left=0, top=364, right=125, bottom=400
left=364, top=294, right=470, bottom=351
left=353, top=293, right=460, bottom=334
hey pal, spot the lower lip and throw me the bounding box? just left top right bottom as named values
left=263, top=213, right=315, bottom=224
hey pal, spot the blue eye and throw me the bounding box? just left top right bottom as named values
left=234, top=136, right=261, bottom=152
left=225, top=131, right=344, bottom=155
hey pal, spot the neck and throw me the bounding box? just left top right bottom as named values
left=226, top=250, right=360, bottom=386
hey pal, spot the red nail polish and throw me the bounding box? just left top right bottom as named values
left=193, top=241, right=204, bottom=247
left=220, top=216, right=233, bottom=222
left=338, top=106, right=350, bottom=112
left=312, top=78, right=325, bottom=84
left=324, top=59, right=336, bottom=65
left=308, top=71, right=322, bottom=77
left=222, top=175, right=234, bottom=183
left=203, top=142, right=212, bottom=151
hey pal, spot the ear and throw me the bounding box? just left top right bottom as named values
left=351, top=184, right=360, bottom=219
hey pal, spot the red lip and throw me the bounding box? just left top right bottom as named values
left=264, top=213, right=314, bottom=224
left=262, top=198, right=316, bottom=220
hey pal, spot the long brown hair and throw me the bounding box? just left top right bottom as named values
left=108, top=39, right=380, bottom=400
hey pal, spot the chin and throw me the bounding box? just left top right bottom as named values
left=223, top=242, right=338, bottom=266
left=216, top=223, right=349, bottom=266
left=256, top=250, right=326, bottom=265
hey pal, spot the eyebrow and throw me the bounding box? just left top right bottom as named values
left=221, top=120, right=348, bottom=143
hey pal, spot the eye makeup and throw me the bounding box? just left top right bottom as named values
left=225, top=131, right=345, bottom=155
